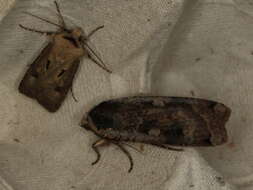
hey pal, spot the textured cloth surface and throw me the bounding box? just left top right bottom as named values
left=0, top=0, right=252, bottom=189
left=0, top=0, right=14, bottom=20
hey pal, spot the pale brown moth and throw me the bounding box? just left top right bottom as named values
left=19, top=1, right=111, bottom=112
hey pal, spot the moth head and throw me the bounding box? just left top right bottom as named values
left=71, top=27, right=85, bottom=43
left=81, top=115, right=99, bottom=133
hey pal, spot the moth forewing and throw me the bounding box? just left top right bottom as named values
left=81, top=96, right=231, bottom=172
left=19, top=1, right=111, bottom=112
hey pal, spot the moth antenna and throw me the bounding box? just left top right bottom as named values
left=54, top=1, right=67, bottom=28
left=19, top=24, right=55, bottom=35
left=23, top=11, right=67, bottom=31
left=83, top=42, right=112, bottom=73
left=87, top=25, right=104, bottom=38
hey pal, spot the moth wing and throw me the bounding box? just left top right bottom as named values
left=89, top=96, right=230, bottom=146
left=36, top=59, right=80, bottom=112
left=19, top=42, right=53, bottom=98
left=19, top=42, right=80, bottom=112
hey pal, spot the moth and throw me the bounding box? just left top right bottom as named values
left=81, top=96, right=231, bottom=172
left=19, top=1, right=111, bottom=112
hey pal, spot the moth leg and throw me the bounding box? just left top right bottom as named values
left=151, top=143, right=183, bottom=151
left=91, top=139, right=109, bottom=165
left=163, top=146, right=183, bottom=151
left=70, top=86, right=78, bottom=102
left=85, top=48, right=112, bottom=73
left=82, top=26, right=112, bottom=73
left=121, top=142, right=143, bottom=154
left=54, top=1, right=67, bottom=28
left=112, top=142, right=134, bottom=173
left=87, top=25, right=104, bottom=39
left=19, top=24, right=55, bottom=35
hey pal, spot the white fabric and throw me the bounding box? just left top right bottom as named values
left=0, top=0, right=252, bottom=189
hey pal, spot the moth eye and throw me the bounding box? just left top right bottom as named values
left=46, top=60, right=51, bottom=70
left=57, top=69, right=66, bottom=77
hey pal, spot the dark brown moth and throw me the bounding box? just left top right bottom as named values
left=81, top=96, right=231, bottom=172
left=19, top=1, right=111, bottom=112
